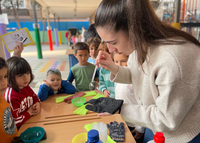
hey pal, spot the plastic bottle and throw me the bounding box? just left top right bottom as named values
left=85, top=129, right=103, bottom=143
left=147, top=132, right=165, bottom=143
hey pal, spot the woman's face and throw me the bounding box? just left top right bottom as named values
left=96, top=27, right=133, bottom=55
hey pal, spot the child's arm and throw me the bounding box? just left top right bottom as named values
left=9, top=98, right=32, bottom=127
left=62, top=80, right=76, bottom=94
left=29, top=87, right=40, bottom=104
left=37, top=84, right=51, bottom=101
left=99, top=69, right=107, bottom=93
left=67, top=69, right=75, bottom=84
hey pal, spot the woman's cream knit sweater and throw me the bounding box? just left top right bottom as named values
left=111, top=42, right=200, bottom=143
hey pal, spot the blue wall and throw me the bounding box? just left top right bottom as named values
left=7, top=21, right=90, bottom=31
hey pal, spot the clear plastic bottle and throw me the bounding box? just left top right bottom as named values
left=147, top=132, right=165, bottom=143
left=85, top=129, right=103, bottom=143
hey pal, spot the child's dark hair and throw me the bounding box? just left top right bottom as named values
left=6, top=57, right=34, bottom=93
left=97, top=41, right=110, bottom=54
left=74, top=42, right=89, bottom=54
left=86, top=37, right=101, bottom=50
left=0, top=57, right=7, bottom=70
left=112, top=51, right=129, bottom=60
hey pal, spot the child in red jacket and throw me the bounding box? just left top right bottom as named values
left=4, top=56, right=40, bottom=128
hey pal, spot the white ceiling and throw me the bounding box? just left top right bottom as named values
left=36, top=0, right=160, bottom=19
left=36, top=0, right=102, bottom=19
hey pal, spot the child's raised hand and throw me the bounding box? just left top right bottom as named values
left=43, top=80, right=50, bottom=87
left=103, top=90, right=110, bottom=97
left=13, top=41, right=24, bottom=57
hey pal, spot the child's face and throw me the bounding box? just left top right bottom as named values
left=15, top=71, right=31, bottom=88
left=89, top=45, right=97, bottom=59
left=75, top=50, right=89, bottom=66
left=46, top=73, right=62, bottom=91
left=113, top=54, right=129, bottom=67
left=0, top=67, right=8, bottom=95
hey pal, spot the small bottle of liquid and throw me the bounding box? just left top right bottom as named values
left=147, top=132, right=165, bottom=143
left=85, top=129, right=103, bottom=143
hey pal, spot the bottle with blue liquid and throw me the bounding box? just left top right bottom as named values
left=85, top=129, right=103, bottom=143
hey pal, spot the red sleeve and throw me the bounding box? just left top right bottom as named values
left=10, top=98, right=31, bottom=127
left=28, top=86, right=40, bottom=104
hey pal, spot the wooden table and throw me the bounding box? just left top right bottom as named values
left=25, top=92, right=98, bottom=124
left=65, top=49, right=78, bottom=69
left=17, top=114, right=136, bottom=143
left=19, top=91, right=136, bottom=143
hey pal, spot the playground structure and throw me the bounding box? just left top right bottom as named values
left=156, top=0, right=200, bottom=41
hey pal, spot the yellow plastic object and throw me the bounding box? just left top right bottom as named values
left=73, top=93, right=105, bottom=116
left=83, top=91, right=97, bottom=97
left=55, top=94, right=74, bottom=103
left=56, top=91, right=97, bottom=103
left=171, top=23, right=180, bottom=29
left=84, top=122, right=116, bottom=143
left=73, top=105, right=88, bottom=115
left=72, top=133, right=87, bottom=143
left=92, top=93, right=105, bottom=99
left=72, top=97, right=86, bottom=107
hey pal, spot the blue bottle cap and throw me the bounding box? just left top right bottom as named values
left=87, top=129, right=100, bottom=142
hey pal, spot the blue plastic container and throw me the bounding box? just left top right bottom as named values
left=21, top=126, right=45, bottom=143
left=85, top=129, right=103, bottom=143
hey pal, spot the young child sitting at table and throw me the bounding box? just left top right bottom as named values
left=4, top=57, right=41, bottom=128
left=0, top=57, right=17, bottom=143
left=86, top=37, right=101, bottom=65
left=37, top=68, right=76, bottom=101
left=113, top=52, right=145, bottom=143
left=67, top=42, right=98, bottom=91
left=98, top=42, right=115, bottom=98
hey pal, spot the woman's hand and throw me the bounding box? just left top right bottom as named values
left=97, top=112, right=111, bottom=117
left=95, top=51, right=119, bottom=75
left=13, top=41, right=24, bottom=57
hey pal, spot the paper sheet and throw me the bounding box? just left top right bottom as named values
left=0, top=28, right=34, bottom=52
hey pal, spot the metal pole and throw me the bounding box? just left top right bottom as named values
left=174, top=0, right=181, bottom=23
left=54, top=14, right=59, bottom=47
left=54, top=14, right=56, bottom=29
left=0, top=0, right=10, bottom=59
left=31, top=0, right=42, bottom=59
left=58, top=18, right=62, bottom=44
left=46, top=7, right=50, bottom=28
left=46, top=7, right=53, bottom=51
left=58, top=18, right=60, bottom=31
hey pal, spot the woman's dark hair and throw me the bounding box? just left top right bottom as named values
left=86, top=37, right=101, bottom=50
left=0, top=57, right=7, bottom=70
left=84, top=23, right=101, bottom=42
left=6, top=57, right=34, bottom=93
left=95, top=0, right=200, bottom=66
left=74, top=42, right=89, bottom=54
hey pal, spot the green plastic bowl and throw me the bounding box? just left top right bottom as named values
left=21, top=126, right=45, bottom=143
left=71, top=97, right=86, bottom=107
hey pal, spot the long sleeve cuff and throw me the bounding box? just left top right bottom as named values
left=110, top=66, right=132, bottom=84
